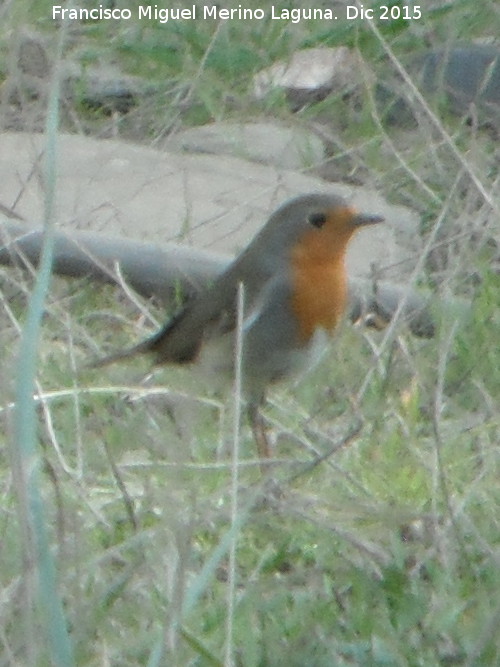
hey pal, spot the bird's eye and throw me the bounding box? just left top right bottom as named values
left=308, top=211, right=327, bottom=228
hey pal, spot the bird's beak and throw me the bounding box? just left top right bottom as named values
left=353, top=212, right=385, bottom=226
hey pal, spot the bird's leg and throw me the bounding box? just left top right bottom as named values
left=248, top=402, right=272, bottom=469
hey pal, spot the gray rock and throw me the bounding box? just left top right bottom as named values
left=0, top=132, right=421, bottom=282
left=253, top=47, right=361, bottom=109
left=420, top=45, right=500, bottom=117
left=164, top=121, right=325, bottom=170
left=379, top=44, right=500, bottom=128
left=1, top=29, right=152, bottom=115
left=73, top=65, right=156, bottom=114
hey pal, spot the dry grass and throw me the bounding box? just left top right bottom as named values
left=1, top=1, right=500, bottom=665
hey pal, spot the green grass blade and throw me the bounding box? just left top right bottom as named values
left=11, top=27, right=75, bottom=667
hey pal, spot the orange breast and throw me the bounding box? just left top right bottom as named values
left=290, top=224, right=353, bottom=343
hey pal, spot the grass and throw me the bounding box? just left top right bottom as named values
left=1, top=0, right=500, bottom=665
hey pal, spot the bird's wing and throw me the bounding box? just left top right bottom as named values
left=90, top=240, right=280, bottom=367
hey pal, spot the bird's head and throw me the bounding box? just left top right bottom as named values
left=255, top=193, right=384, bottom=268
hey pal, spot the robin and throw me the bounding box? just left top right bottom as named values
left=92, top=193, right=384, bottom=458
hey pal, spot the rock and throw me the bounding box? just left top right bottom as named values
left=163, top=121, right=325, bottom=170
left=0, top=132, right=421, bottom=282
left=379, top=44, right=500, bottom=128
left=74, top=65, right=155, bottom=114
left=420, top=45, right=500, bottom=119
left=0, top=30, right=51, bottom=106
left=253, top=46, right=361, bottom=109
left=16, top=30, right=51, bottom=80
left=1, top=28, right=152, bottom=116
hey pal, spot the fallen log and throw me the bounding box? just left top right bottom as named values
left=1, top=218, right=466, bottom=339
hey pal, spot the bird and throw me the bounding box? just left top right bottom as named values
left=91, top=193, right=384, bottom=459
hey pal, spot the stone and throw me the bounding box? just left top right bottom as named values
left=164, top=121, right=325, bottom=170
left=253, top=46, right=361, bottom=108
left=378, top=44, right=500, bottom=128
left=0, top=132, right=421, bottom=282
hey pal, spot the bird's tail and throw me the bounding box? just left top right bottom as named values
left=86, top=337, right=154, bottom=369
left=86, top=307, right=199, bottom=369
